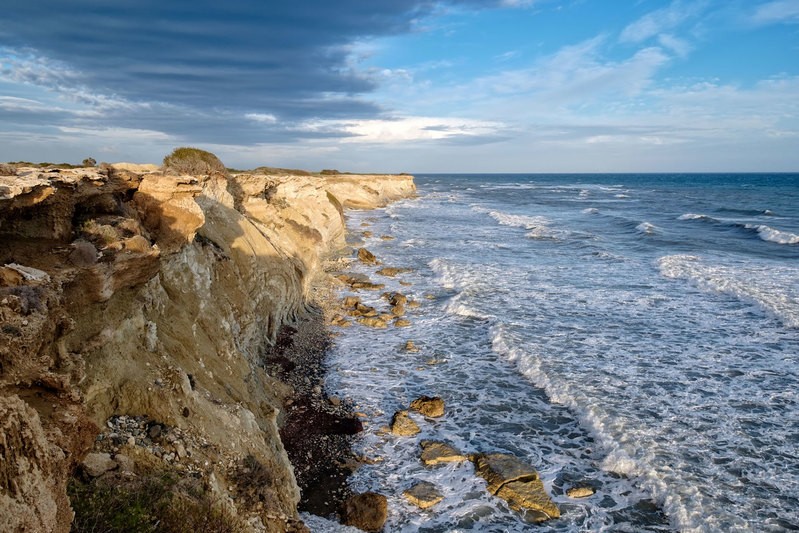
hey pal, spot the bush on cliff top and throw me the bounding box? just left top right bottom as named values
left=162, top=147, right=227, bottom=176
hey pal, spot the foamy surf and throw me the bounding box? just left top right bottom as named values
left=745, top=223, right=799, bottom=244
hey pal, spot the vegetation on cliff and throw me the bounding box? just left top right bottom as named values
left=162, top=147, right=228, bottom=176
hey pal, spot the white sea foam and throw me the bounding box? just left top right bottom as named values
left=582, top=207, right=599, bottom=214
left=658, top=254, right=799, bottom=328
left=745, top=223, right=799, bottom=244
left=635, top=221, right=657, bottom=235
left=678, top=213, right=717, bottom=222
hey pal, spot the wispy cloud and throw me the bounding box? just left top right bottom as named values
left=619, top=0, right=707, bottom=43
left=751, top=0, right=799, bottom=25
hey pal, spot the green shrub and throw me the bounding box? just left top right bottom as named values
left=162, top=147, right=227, bottom=176
left=82, top=158, right=97, bottom=167
left=68, top=473, right=245, bottom=533
left=319, top=169, right=340, bottom=175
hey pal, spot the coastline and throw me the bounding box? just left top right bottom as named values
left=0, top=163, right=415, bottom=532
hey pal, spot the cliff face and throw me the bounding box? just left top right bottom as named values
left=0, top=166, right=415, bottom=532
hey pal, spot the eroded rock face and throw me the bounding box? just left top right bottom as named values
left=473, top=453, right=560, bottom=520
left=0, top=167, right=416, bottom=531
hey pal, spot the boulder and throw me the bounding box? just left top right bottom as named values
left=81, top=452, right=118, bottom=478
left=391, top=304, right=406, bottom=317
left=357, top=248, right=380, bottom=265
left=388, top=293, right=407, bottom=306
left=420, top=440, right=469, bottom=466
left=393, top=318, right=411, bottom=328
left=390, top=410, right=420, bottom=436
left=410, top=396, right=444, bottom=418
left=407, top=300, right=421, bottom=309
left=362, top=231, right=373, bottom=238
left=351, top=303, right=378, bottom=317
left=473, top=453, right=559, bottom=520
left=342, top=492, right=388, bottom=532
left=357, top=317, right=388, bottom=329
left=403, top=481, right=443, bottom=509
left=330, top=314, right=351, bottom=327
left=341, top=296, right=361, bottom=308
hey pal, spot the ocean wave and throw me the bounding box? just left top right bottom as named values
left=744, top=224, right=799, bottom=245
left=678, top=213, right=719, bottom=223
left=658, top=255, right=799, bottom=328
left=635, top=222, right=657, bottom=235
left=582, top=207, right=599, bottom=214
left=476, top=208, right=565, bottom=240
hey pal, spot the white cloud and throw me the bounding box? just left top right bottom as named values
left=294, top=116, right=505, bottom=143
left=620, top=1, right=706, bottom=43
left=752, top=0, right=799, bottom=24
left=245, top=113, right=278, bottom=123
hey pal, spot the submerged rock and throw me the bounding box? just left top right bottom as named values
left=342, top=492, right=388, bottom=532
left=403, top=481, right=443, bottom=509
left=420, top=440, right=469, bottom=466
left=376, top=267, right=411, bottom=277
left=566, top=486, right=595, bottom=499
left=473, top=453, right=559, bottom=520
left=393, top=318, right=411, bottom=328
left=390, top=410, right=420, bottom=436
left=410, top=396, right=444, bottom=418
left=403, top=340, right=419, bottom=352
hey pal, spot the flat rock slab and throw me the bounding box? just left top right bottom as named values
left=474, top=453, right=559, bottom=520
left=390, top=410, right=420, bottom=436
left=403, top=481, right=444, bottom=509
left=410, top=396, right=445, bottom=418
left=420, top=440, right=469, bottom=466
left=342, top=492, right=388, bottom=532
left=357, top=317, right=388, bottom=329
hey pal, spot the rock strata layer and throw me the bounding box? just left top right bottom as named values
left=0, top=165, right=415, bottom=532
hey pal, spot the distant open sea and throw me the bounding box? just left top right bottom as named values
left=309, top=174, right=799, bottom=532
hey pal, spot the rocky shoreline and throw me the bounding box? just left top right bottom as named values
left=0, top=161, right=415, bottom=532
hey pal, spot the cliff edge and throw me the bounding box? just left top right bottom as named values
left=0, top=164, right=415, bottom=532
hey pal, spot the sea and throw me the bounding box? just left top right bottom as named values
left=303, top=173, right=799, bottom=533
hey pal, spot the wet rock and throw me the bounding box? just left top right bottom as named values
left=566, top=486, right=595, bottom=498
left=399, top=281, right=413, bottom=286
left=362, top=231, right=373, bottom=238
left=357, top=248, right=380, bottom=265
left=403, top=481, right=444, bottom=509
left=342, top=492, right=388, bottom=532
left=81, top=452, right=118, bottom=478
left=387, top=292, right=407, bottom=306
left=391, top=304, right=406, bottom=317
left=407, top=300, right=421, bottom=309
left=349, top=303, right=377, bottom=317
left=473, top=453, right=559, bottom=520
left=394, top=318, right=411, bottom=328
left=420, top=440, right=469, bottom=466
left=357, top=317, right=388, bottom=329
left=390, top=410, right=420, bottom=436
left=380, top=235, right=394, bottom=241
left=410, top=396, right=444, bottom=418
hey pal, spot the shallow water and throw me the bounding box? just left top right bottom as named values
left=320, top=174, right=799, bottom=532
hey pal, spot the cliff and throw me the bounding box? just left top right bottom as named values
left=0, top=165, right=415, bottom=532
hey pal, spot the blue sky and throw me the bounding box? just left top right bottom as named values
left=1, top=0, right=798, bottom=172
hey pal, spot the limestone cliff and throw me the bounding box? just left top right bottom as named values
left=0, top=165, right=415, bottom=532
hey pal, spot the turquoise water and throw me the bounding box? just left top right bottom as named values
left=320, top=174, right=799, bottom=532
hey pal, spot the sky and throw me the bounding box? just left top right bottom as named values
left=1, top=0, right=798, bottom=172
